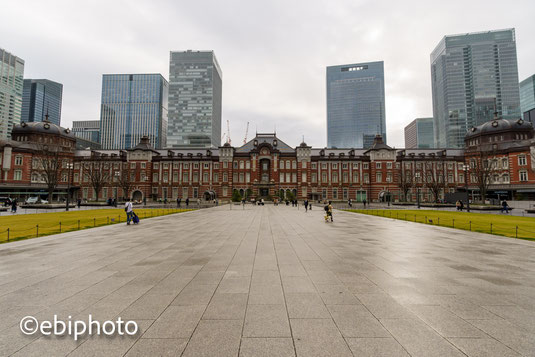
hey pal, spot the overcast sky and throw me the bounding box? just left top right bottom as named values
left=2, top=0, right=534, bottom=148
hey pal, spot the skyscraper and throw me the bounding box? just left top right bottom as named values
left=100, top=74, right=168, bottom=149
left=326, top=61, right=386, bottom=148
left=520, top=74, right=535, bottom=123
left=404, top=118, right=435, bottom=148
left=167, top=50, right=222, bottom=148
left=72, top=120, right=100, bottom=143
left=431, top=29, right=521, bottom=148
left=22, top=79, right=63, bottom=126
left=0, top=48, right=24, bottom=140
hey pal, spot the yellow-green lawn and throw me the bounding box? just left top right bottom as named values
left=347, top=209, right=535, bottom=240
left=0, top=208, right=193, bottom=243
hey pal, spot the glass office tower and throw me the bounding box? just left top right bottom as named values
left=100, top=74, right=168, bottom=149
left=520, top=75, right=535, bottom=123
left=167, top=50, right=222, bottom=148
left=431, top=29, right=521, bottom=148
left=0, top=48, right=24, bottom=140
left=22, top=79, right=63, bottom=126
left=404, top=118, right=435, bottom=148
left=326, top=61, right=386, bottom=148
left=72, top=120, right=100, bottom=143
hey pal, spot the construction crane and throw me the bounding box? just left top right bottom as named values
left=226, top=120, right=231, bottom=145
left=221, top=133, right=226, bottom=143
left=243, top=122, right=249, bottom=145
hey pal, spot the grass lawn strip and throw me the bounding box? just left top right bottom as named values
left=347, top=209, right=535, bottom=240
left=0, top=208, right=193, bottom=243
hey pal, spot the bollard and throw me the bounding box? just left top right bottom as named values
left=452, top=219, right=455, bottom=228
left=59, top=222, right=62, bottom=233
left=438, top=217, right=440, bottom=225
left=94, top=218, right=96, bottom=227
left=7, top=228, right=9, bottom=242
left=78, top=220, right=80, bottom=230
left=36, top=225, right=39, bottom=238
left=118, top=215, right=121, bottom=223
left=425, top=216, right=427, bottom=224
left=516, top=226, right=518, bottom=238
left=469, top=221, right=471, bottom=231
left=490, top=223, right=493, bottom=234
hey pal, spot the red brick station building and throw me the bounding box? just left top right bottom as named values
left=1, top=118, right=534, bottom=203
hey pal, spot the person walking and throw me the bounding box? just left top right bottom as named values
left=124, top=198, right=134, bottom=225
left=327, top=201, right=333, bottom=222
left=363, top=199, right=367, bottom=208
left=304, top=199, right=308, bottom=212
left=177, top=197, right=181, bottom=208
left=11, top=199, right=17, bottom=213
left=348, top=199, right=352, bottom=208
left=501, top=200, right=509, bottom=213
left=185, top=198, right=189, bottom=207
left=459, top=200, right=464, bottom=211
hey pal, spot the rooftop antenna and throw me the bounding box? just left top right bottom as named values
left=44, top=103, right=50, bottom=123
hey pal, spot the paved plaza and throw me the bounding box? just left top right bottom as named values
left=1, top=205, right=535, bottom=356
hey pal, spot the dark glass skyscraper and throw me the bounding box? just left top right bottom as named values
left=520, top=74, right=535, bottom=123
left=167, top=50, right=222, bottom=148
left=404, top=118, right=435, bottom=148
left=100, top=74, right=168, bottom=149
left=326, top=61, right=386, bottom=148
left=0, top=48, right=24, bottom=140
left=431, top=29, right=521, bottom=148
left=21, top=79, right=63, bottom=126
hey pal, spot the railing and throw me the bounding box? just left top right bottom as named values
left=0, top=208, right=192, bottom=243
left=347, top=209, right=535, bottom=239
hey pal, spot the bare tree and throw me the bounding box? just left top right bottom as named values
left=424, top=161, right=446, bottom=203
left=469, top=152, right=493, bottom=203
left=83, top=161, right=110, bottom=201
left=397, top=165, right=413, bottom=202
left=34, top=143, right=66, bottom=201
left=117, top=166, right=133, bottom=200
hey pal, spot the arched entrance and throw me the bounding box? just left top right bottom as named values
left=379, top=191, right=391, bottom=203
left=203, top=190, right=216, bottom=201
left=132, top=190, right=143, bottom=202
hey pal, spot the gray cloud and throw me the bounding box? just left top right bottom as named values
left=2, top=0, right=534, bottom=148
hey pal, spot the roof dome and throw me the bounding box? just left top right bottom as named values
left=12, top=121, right=76, bottom=139
left=466, top=118, right=532, bottom=138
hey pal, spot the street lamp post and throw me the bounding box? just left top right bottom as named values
left=415, top=172, right=421, bottom=209
left=463, top=164, right=470, bottom=212
left=66, top=163, right=73, bottom=211
left=115, top=171, right=120, bottom=206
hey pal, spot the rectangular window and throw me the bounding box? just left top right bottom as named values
left=343, top=188, right=348, bottom=199
left=332, top=172, right=338, bottom=183
left=222, top=186, right=227, bottom=197
left=173, top=172, right=179, bottom=182
left=14, top=170, right=22, bottom=180
left=184, top=163, right=189, bottom=169
left=133, top=162, right=139, bottom=169
left=233, top=173, right=238, bottom=182
left=353, top=163, right=359, bottom=169
left=311, top=173, right=317, bottom=183
left=520, top=171, right=528, bottom=182
left=363, top=163, right=369, bottom=169
left=292, top=173, right=297, bottom=183
left=376, top=172, right=382, bottom=182
left=518, top=156, right=527, bottom=166
left=376, top=162, right=381, bottom=169
left=182, top=187, right=189, bottom=198
left=14, top=156, right=23, bottom=166
left=223, top=173, right=228, bottom=182
left=280, top=174, right=285, bottom=183
left=386, top=162, right=392, bottom=169
left=204, top=163, right=209, bottom=169
left=223, top=162, right=228, bottom=169
left=363, top=173, right=369, bottom=183
left=322, top=163, right=327, bottom=169
left=153, top=173, right=158, bottom=182
left=194, top=163, right=199, bottom=169
left=332, top=163, right=338, bottom=169
left=173, top=163, right=179, bottom=169
left=141, top=173, right=146, bottom=182
left=193, top=173, right=199, bottom=182
left=311, top=163, right=317, bottom=169
left=302, top=161, right=307, bottom=169
left=342, top=163, right=347, bottom=169
left=386, top=173, right=392, bottom=182
left=163, top=163, right=169, bottom=169
left=233, top=161, right=238, bottom=169
left=214, top=163, right=219, bottom=169
left=343, top=172, right=348, bottom=183
left=286, top=173, right=291, bottom=182
left=193, top=187, right=198, bottom=198
left=353, top=172, right=359, bottom=182
left=183, top=173, right=189, bottom=182
left=322, top=172, right=327, bottom=182
left=322, top=189, right=327, bottom=199
left=246, top=173, right=250, bottom=182
left=214, top=173, right=219, bottom=182
left=333, top=189, right=338, bottom=199
left=239, top=173, right=244, bottom=182
left=204, top=172, right=209, bottom=182
left=302, top=172, right=307, bottom=182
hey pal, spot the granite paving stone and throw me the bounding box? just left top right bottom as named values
left=0, top=205, right=534, bottom=356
